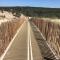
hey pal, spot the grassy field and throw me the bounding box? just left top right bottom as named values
left=31, top=18, right=60, bottom=58
left=0, top=17, right=25, bottom=56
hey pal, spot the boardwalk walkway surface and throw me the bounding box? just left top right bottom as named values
left=0, top=20, right=43, bottom=60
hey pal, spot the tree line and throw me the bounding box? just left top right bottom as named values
left=0, top=6, right=60, bottom=18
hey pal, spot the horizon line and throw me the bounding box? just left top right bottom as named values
left=0, top=6, right=60, bottom=8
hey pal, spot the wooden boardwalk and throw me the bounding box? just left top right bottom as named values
left=0, top=19, right=58, bottom=60
left=0, top=20, right=43, bottom=60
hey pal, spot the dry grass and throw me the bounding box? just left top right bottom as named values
left=32, top=18, right=60, bottom=58
left=0, top=18, right=25, bottom=56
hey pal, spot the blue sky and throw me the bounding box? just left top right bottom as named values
left=0, top=0, right=60, bottom=8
